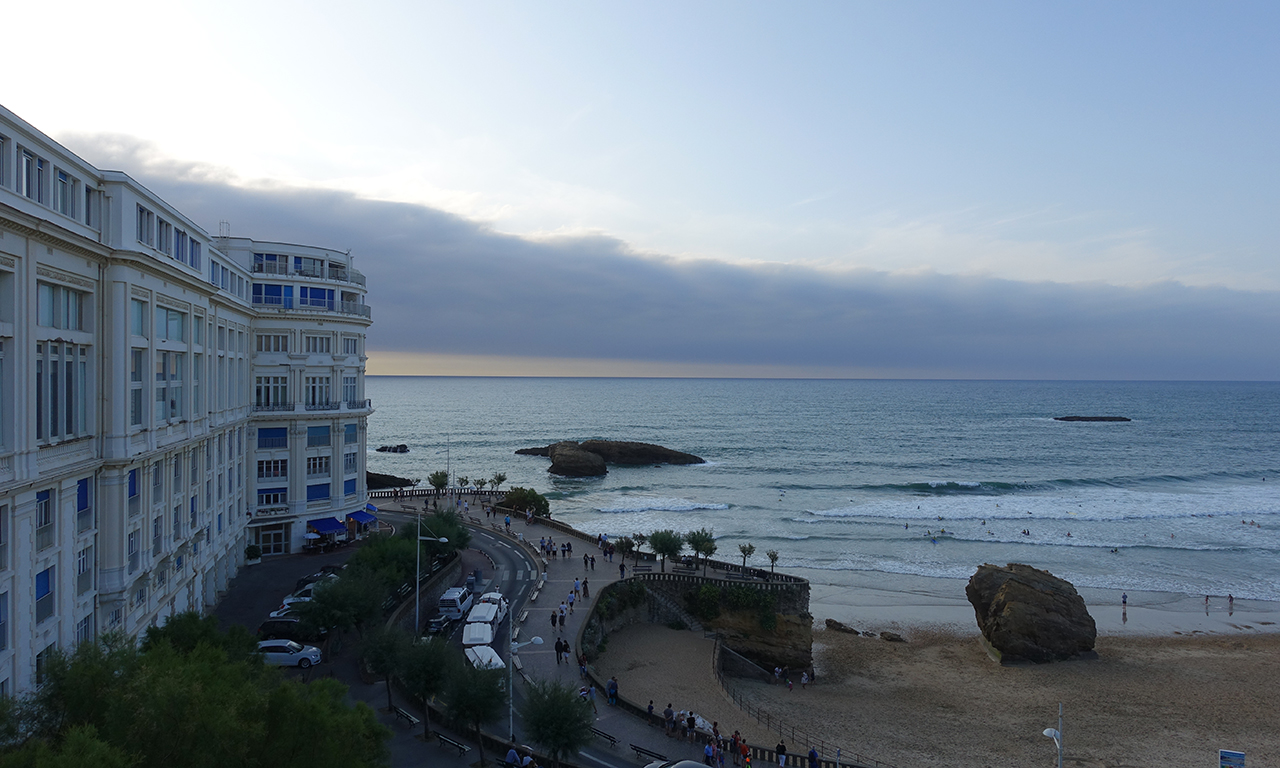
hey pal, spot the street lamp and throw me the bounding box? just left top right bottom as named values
left=1042, top=702, right=1063, bottom=768
left=414, top=510, right=448, bottom=634
left=509, top=635, right=544, bottom=741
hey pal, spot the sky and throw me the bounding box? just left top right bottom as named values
left=7, top=1, right=1280, bottom=379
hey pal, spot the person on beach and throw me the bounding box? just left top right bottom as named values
left=801, top=672, right=808, bottom=689
left=687, top=712, right=697, bottom=743
left=705, top=742, right=715, bottom=766
left=664, top=704, right=675, bottom=736
left=776, top=741, right=787, bottom=767
left=1122, top=592, right=1127, bottom=606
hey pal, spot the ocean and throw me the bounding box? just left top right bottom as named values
left=364, top=378, right=1280, bottom=604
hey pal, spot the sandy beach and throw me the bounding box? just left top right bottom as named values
left=596, top=571, right=1280, bottom=768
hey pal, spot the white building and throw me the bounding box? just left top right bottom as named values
left=0, top=105, right=373, bottom=695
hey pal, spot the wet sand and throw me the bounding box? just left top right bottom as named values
left=599, top=622, right=1280, bottom=768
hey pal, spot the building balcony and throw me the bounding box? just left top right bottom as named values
left=252, top=262, right=366, bottom=287
left=36, top=524, right=55, bottom=552
left=304, top=401, right=341, bottom=412
left=345, top=399, right=371, bottom=410
left=252, top=296, right=372, bottom=320
left=253, top=402, right=295, bottom=413
left=255, top=505, right=290, bottom=518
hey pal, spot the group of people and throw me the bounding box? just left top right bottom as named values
left=539, top=536, right=574, bottom=559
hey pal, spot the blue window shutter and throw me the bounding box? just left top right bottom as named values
left=129, top=470, right=138, bottom=496
left=77, top=479, right=90, bottom=511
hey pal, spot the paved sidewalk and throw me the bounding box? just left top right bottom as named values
left=510, top=530, right=711, bottom=767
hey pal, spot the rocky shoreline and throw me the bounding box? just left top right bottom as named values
left=517, top=439, right=705, bottom=476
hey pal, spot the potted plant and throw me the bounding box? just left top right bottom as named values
left=245, top=544, right=263, bottom=565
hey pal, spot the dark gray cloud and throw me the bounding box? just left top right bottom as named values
left=79, top=135, right=1280, bottom=380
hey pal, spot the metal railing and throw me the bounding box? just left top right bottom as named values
left=251, top=262, right=366, bottom=286
left=77, top=569, right=93, bottom=595
left=305, top=400, right=341, bottom=411
left=36, top=524, right=55, bottom=551
left=257, top=437, right=288, bottom=449
left=251, top=296, right=371, bottom=319
left=253, top=402, right=294, bottom=412
left=346, top=399, right=371, bottom=410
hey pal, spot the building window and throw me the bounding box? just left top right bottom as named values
left=20, top=149, right=47, bottom=203
left=152, top=463, right=163, bottom=498
left=190, top=241, right=202, bottom=271
left=75, top=614, right=95, bottom=645
left=190, top=496, right=198, bottom=531
left=76, top=546, right=94, bottom=595
left=156, top=218, right=172, bottom=255
left=137, top=205, right=155, bottom=245
left=306, top=456, right=330, bottom=478
left=306, top=426, right=330, bottom=447
left=257, top=487, right=287, bottom=506
left=155, top=307, right=186, bottom=342
left=344, top=451, right=357, bottom=474
left=172, top=505, right=182, bottom=541
left=55, top=169, right=75, bottom=217
left=257, top=427, right=287, bottom=450
left=34, top=342, right=89, bottom=441
left=36, top=490, right=55, bottom=551
left=344, top=478, right=356, bottom=497
left=127, top=530, right=139, bottom=574
left=216, top=513, right=223, bottom=534
left=343, top=337, right=358, bottom=355
left=152, top=516, right=163, bottom=556
left=154, top=351, right=184, bottom=422
left=36, top=567, right=55, bottom=623
left=304, top=335, right=331, bottom=354
left=344, top=423, right=358, bottom=444
left=307, top=483, right=330, bottom=502
left=0, top=504, right=8, bottom=571
left=130, top=349, right=145, bottom=426
left=130, top=299, right=148, bottom=337
left=128, top=469, right=140, bottom=517
left=299, top=286, right=333, bottom=310
left=192, top=354, right=202, bottom=417
left=304, top=376, right=331, bottom=407
left=257, top=459, right=287, bottom=479
left=37, top=283, right=85, bottom=330
left=35, top=643, right=56, bottom=686
left=255, top=376, right=288, bottom=408
left=0, top=592, right=7, bottom=651
left=343, top=376, right=357, bottom=405
left=76, top=477, right=93, bottom=532
left=256, top=334, right=288, bottom=352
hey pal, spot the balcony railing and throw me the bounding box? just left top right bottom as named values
left=253, top=402, right=294, bottom=412
left=346, top=399, right=371, bottom=410
left=257, top=437, right=288, bottom=449
left=36, top=594, right=53, bottom=623
left=128, top=495, right=140, bottom=518
left=128, top=551, right=139, bottom=574
left=255, top=505, right=289, bottom=517
left=252, top=296, right=371, bottom=319
left=77, top=508, right=94, bottom=533
left=152, top=536, right=162, bottom=557
left=77, top=569, right=93, bottom=595
left=304, top=401, right=341, bottom=411
left=252, top=262, right=366, bottom=286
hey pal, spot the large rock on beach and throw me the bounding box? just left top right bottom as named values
left=518, top=439, right=705, bottom=476
left=965, top=563, right=1096, bottom=663
left=547, top=441, right=608, bottom=477
left=825, top=619, right=859, bottom=635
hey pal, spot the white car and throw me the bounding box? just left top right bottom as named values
left=257, top=639, right=322, bottom=669
left=465, top=645, right=504, bottom=670
left=461, top=622, right=494, bottom=648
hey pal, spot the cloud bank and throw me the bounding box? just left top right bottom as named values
left=81, top=136, right=1280, bottom=380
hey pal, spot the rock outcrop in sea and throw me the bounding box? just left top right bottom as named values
left=1053, top=416, right=1132, bottom=422
left=517, top=439, right=705, bottom=477
left=965, top=562, right=1097, bottom=663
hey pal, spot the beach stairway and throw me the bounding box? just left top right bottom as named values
left=645, top=588, right=703, bottom=633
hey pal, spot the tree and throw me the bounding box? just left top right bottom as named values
left=647, top=529, right=684, bottom=573
left=489, top=472, right=507, bottom=491
left=630, top=532, right=649, bottom=565
left=259, top=678, right=390, bottom=768
left=444, top=665, right=507, bottom=766
left=428, top=471, right=449, bottom=491
left=738, top=543, right=756, bottom=572
left=685, top=527, right=716, bottom=576
left=502, top=487, right=550, bottom=518
left=519, top=679, right=595, bottom=768
left=361, top=625, right=410, bottom=712
left=456, top=476, right=469, bottom=493
left=473, top=478, right=487, bottom=492
left=766, top=549, right=779, bottom=576
left=614, top=537, right=634, bottom=565
left=398, top=637, right=457, bottom=739
left=297, top=569, right=387, bottom=639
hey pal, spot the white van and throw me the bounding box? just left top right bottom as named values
left=461, top=622, right=494, bottom=648
left=465, top=592, right=509, bottom=628
left=439, top=587, right=474, bottom=620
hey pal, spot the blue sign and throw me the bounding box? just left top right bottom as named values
left=1220, top=750, right=1245, bottom=768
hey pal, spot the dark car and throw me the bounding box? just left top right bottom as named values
left=425, top=615, right=455, bottom=636
left=293, top=570, right=340, bottom=593
left=257, top=616, right=329, bottom=643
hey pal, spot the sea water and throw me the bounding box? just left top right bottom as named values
left=365, top=378, right=1280, bottom=602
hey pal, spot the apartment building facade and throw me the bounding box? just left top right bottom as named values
left=0, top=105, right=373, bottom=695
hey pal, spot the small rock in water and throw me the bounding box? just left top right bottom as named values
left=880, top=631, right=906, bottom=643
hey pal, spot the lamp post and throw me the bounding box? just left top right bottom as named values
left=509, top=635, right=543, bottom=741
left=413, top=510, right=448, bottom=634
left=1042, top=702, right=1063, bottom=768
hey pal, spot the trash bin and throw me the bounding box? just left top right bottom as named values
left=465, top=574, right=477, bottom=593
left=517, top=532, right=524, bottom=542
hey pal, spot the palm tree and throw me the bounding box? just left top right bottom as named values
left=738, top=543, right=756, bottom=573
left=766, top=549, right=779, bottom=577
left=631, top=532, right=649, bottom=565
left=490, top=472, right=507, bottom=491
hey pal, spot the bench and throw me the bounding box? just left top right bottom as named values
left=518, top=609, right=529, bottom=623
left=591, top=727, right=618, bottom=748
left=529, top=588, right=540, bottom=602
left=630, top=744, right=667, bottom=762
left=512, top=655, right=524, bottom=672
left=392, top=705, right=420, bottom=727
left=436, top=733, right=471, bottom=757
left=632, top=565, right=653, bottom=573
left=512, top=627, right=521, bottom=641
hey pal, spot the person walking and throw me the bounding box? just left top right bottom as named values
left=590, top=555, right=596, bottom=571
left=551, top=610, right=558, bottom=633
left=776, top=741, right=787, bottom=767
left=568, top=592, right=576, bottom=614
left=619, top=563, right=627, bottom=579
left=582, top=579, right=590, bottom=599
left=807, top=747, right=818, bottom=768
left=587, top=685, right=598, bottom=714
left=574, top=578, right=581, bottom=597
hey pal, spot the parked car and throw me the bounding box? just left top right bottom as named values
left=425, top=615, right=455, bottom=637
left=438, top=587, right=474, bottom=620
left=464, top=645, right=504, bottom=670
left=257, top=639, right=322, bottom=669
left=269, top=600, right=308, bottom=619
left=294, top=571, right=340, bottom=593
left=258, top=616, right=329, bottom=643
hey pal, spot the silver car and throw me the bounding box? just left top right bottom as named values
left=257, top=639, right=322, bottom=669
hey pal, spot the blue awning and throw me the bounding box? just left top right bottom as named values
left=307, top=517, right=346, bottom=535
left=348, top=510, right=377, bottom=524
left=365, top=503, right=378, bottom=512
